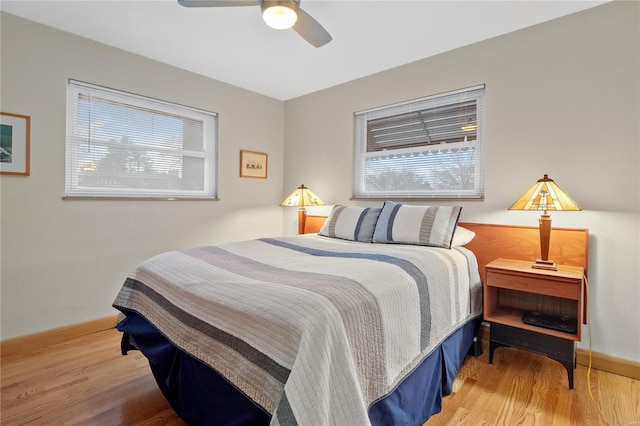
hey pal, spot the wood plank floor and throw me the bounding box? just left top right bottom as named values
left=1, top=327, right=638, bottom=425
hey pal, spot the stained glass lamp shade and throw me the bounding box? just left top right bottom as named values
left=281, top=184, right=324, bottom=234
left=509, top=174, right=581, bottom=270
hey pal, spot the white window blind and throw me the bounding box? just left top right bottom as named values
left=354, top=85, right=485, bottom=200
left=65, top=80, right=217, bottom=199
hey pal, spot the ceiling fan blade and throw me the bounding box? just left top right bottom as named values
left=178, top=0, right=258, bottom=7
left=293, top=8, right=332, bottom=47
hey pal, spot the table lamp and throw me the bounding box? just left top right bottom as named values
left=508, top=174, right=581, bottom=270
left=280, top=184, right=324, bottom=234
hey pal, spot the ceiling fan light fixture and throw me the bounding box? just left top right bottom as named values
left=261, top=0, right=298, bottom=30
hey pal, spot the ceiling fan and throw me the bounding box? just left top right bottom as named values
left=178, top=0, right=332, bottom=47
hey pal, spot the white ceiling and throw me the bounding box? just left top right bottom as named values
left=1, top=0, right=608, bottom=100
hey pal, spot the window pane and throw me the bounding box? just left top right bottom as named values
left=354, top=85, right=484, bottom=199
left=365, top=146, right=477, bottom=191
left=66, top=80, right=217, bottom=198
left=366, top=101, right=477, bottom=152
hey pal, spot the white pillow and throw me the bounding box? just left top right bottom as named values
left=451, top=226, right=476, bottom=247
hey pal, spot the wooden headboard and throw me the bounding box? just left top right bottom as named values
left=301, top=213, right=589, bottom=283
left=458, top=222, right=589, bottom=283
left=302, top=214, right=329, bottom=235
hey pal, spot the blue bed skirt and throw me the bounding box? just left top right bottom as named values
left=118, top=311, right=481, bottom=426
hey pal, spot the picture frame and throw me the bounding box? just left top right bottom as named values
left=1, top=112, right=31, bottom=176
left=240, top=150, right=268, bottom=179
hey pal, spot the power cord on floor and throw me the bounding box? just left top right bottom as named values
left=583, top=273, right=611, bottom=426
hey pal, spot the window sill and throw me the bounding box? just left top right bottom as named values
left=350, top=196, right=484, bottom=202
left=63, top=196, right=220, bottom=201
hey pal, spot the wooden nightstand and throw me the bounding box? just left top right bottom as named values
left=484, top=258, right=586, bottom=389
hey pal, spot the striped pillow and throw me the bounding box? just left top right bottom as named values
left=372, top=201, right=462, bottom=248
left=319, top=205, right=382, bottom=242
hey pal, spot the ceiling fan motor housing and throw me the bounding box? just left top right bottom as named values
left=260, top=0, right=300, bottom=13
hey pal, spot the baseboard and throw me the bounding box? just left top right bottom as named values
left=1, top=314, right=119, bottom=357
left=2, top=317, right=638, bottom=381
left=576, top=348, right=640, bottom=380
left=479, top=322, right=640, bottom=381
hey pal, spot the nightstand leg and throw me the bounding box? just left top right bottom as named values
left=561, top=360, right=574, bottom=390
left=489, top=340, right=502, bottom=364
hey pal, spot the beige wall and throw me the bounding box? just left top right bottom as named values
left=2, top=2, right=638, bottom=363
left=0, top=13, right=286, bottom=339
left=284, top=1, right=639, bottom=362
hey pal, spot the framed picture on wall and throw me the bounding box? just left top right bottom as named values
left=0, top=112, right=31, bottom=176
left=240, top=150, right=268, bottom=179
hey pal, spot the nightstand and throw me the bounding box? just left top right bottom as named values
left=484, top=258, right=586, bottom=389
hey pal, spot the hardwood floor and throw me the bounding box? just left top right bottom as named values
left=1, top=328, right=184, bottom=426
left=1, top=328, right=638, bottom=425
left=424, top=346, right=639, bottom=426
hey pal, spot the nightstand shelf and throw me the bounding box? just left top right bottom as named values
left=486, top=306, right=580, bottom=340
left=484, top=258, right=586, bottom=389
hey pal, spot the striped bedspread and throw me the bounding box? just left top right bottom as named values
left=113, top=234, right=482, bottom=425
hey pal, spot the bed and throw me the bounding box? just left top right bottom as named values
left=113, top=202, right=587, bottom=425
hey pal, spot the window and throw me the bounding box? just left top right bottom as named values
left=354, top=85, right=485, bottom=200
left=65, top=80, right=217, bottom=199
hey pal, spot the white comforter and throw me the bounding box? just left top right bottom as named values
left=113, top=234, right=482, bottom=425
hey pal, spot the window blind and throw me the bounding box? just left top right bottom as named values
left=354, top=85, right=485, bottom=199
left=65, top=80, right=217, bottom=199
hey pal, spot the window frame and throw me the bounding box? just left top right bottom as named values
left=65, top=80, right=218, bottom=200
left=353, top=84, right=485, bottom=201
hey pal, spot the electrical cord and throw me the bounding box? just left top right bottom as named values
left=583, top=273, right=611, bottom=426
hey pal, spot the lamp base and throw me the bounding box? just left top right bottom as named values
left=297, top=207, right=307, bottom=235
left=532, top=259, right=558, bottom=271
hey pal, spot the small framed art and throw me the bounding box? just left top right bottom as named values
left=1, top=112, right=31, bottom=176
left=240, top=150, right=268, bottom=179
